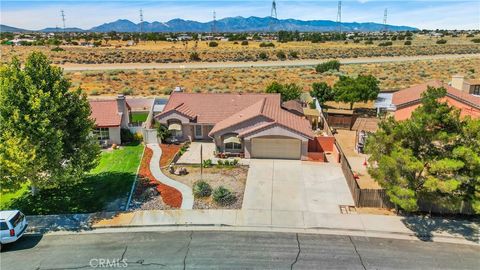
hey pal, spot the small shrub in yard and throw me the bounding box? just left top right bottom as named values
left=202, top=159, right=213, bottom=168
left=241, top=40, right=249, bottom=46
left=208, top=41, right=218, bottom=47
left=120, top=128, right=134, bottom=143
left=213, top=186, right=236, bottom=206
left=436, top=39, right=447, bottom=44
left=258, top=52, right=268, bottom=60
left=193, top=181, right=212, bottom=197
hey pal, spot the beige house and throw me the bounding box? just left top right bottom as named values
left=89, top=95, right=131, bottom=145
left=155, top=93, right=314, bottom=160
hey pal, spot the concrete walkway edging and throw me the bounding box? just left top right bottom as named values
left=147, top=143, right=194, bottom=209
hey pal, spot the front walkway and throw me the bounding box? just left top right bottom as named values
left=177, top=142, right=216, bottom=165
left=148, top=143, right=194, bottom=209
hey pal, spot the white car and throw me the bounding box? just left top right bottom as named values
left=0, top=210, right=28, bottom=249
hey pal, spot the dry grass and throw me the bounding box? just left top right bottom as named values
left=2, top=37, right=479, bottom=64
left=61, top=57, right=480, bottom=96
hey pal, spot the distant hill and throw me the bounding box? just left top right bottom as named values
left=40, top=27, right=85, bottom=33
left=2, top=16, right=418, bottom=33
left=0, top=24, right=32, bottom=33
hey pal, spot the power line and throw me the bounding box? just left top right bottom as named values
left=212, top=10, right=217, bottom=33
left=139, top=9, right=144, bottom=34
left=383, top=8, right=388, bottom=32
left=336, top=1, right=342, bottom=34
left=60, top=10, right=66, bottom=31
left=269, top=0, right=277, bottom=32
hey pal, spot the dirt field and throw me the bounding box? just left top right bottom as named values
left=61, top=57, right=480, bottom=96
left=2, top=37, right=479, bottom=65
left=164, top=165, right=248, bottom=209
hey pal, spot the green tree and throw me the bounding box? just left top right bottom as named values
left=310, top=82, right=333, bottom=106
left=265, top=81, right=302, bottom=102
left=365, top=87, right=480, bottom=214
left=0, top=52, right=100, bottom=195
left=315, top=60, right=341, bottom=73
left=333, top=75, right=380, bottom=109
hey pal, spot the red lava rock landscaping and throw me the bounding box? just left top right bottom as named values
left=139, top=147, right=183, bottom=208
left=159, top=144, right=182, bottom=167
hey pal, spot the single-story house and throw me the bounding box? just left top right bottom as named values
left=392, top=79, right=480, bottom=121
left=89, top=95, right=131, bottom=145
left=126, top=97, right=154, bottom=127
left=155, top=93, right=314, bottom=160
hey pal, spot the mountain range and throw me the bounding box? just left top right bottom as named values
left=1, top=16, right=417, bottom=33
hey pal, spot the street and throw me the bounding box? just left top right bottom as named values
left=1, top=231, right=478, bottom=269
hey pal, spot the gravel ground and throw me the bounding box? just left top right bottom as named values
left=164, top=165, right=248, bottom=209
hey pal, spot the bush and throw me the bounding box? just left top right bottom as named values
left=241, top=40, right=249, bottom=46
left=121, top=87, right=134, bottom=95
left=378, top=41, right=393, bottom=46
left=202, top=159, right=213, bottom=168
left=189, top=51, right=200, bottom=61
left=90, top=89, right=100, bottom=96
left=436, top=39, right=447, bottom=44
left=276, top=50, right=286, bottom=60
left=258, top=52, right=268, bottom=60
left=213, top=186, right=236, bottom=206
left=471, top=38, right=480, bottom=43
left=404, top=41, right=412, bottom=46
left=133, top=133, right=143, bottom=142
left=120, top=128, right=134, bottom=144
left=259, top=42, right=275, bottom=47
left=208, top=41, right=218, bottom=47
left=315, top=60, right=341, bottom=73
left=51, top=47, right=64, bottom=52
left=364, top=40, right=374, bottom=45
left=193, top=181, right=212, bottom=198
left=289, top=51, right=298, bottom=58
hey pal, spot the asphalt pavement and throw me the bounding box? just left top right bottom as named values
left=1, top=231, right=479, bottom=269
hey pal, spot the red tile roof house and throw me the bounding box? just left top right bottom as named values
left=392, top=79, right=480, bottom=121
left=155, top=93, right=315, bottom=160
left=89, top=95, right=131, bottom=145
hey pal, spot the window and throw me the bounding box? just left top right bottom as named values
left=225, top=142, right=242, bottom=150
left=473, top=85, right=480, bottom=96
left=195, top=125, right=203, bottom=138
left=93, top=128, right=110, bottom=140
left=9, top=212, right=24, bottom=227
left=0, top=222, right=8, bottom=230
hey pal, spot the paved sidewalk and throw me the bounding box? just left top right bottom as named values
left=147, top=143, right=194, bottom=209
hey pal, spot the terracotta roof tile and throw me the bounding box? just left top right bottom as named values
left=89, top=100, right=122, bottom=127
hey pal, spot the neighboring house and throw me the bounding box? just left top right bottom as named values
left=155, top=93, right=314, bottom=160
left=281, top=100, right=304, bottom=117
left=126, top=97, right=154, bottom=127
left=89, top=95, right=131, bottom=145
left=392, top=79, right=480, bottom=121
left=451, top=75, right=480, bottom=96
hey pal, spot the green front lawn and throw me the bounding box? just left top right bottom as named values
left=131, top=112, right=149, bottom=123
left=0, top=143, right=144, bottom=215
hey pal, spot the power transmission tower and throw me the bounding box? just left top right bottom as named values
left=139, top=9, right=144, bottom=34
left=61, top=10, right=66, bottom=31
left=269, top=0, right=277, bottom=32
left=383, top=8, right=388, bottom=32
left=211, top=10, right=217, bottom=34
left=336, top=1, right=342, bottom=34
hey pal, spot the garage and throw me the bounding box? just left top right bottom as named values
left=251, top=137, right=301, bottom=159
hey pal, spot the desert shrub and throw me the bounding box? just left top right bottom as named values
left=233, top=41, right=238, bottom=44
left=120, top=128, right=134, bottom=144
left=353, top=39, right=360, bottom=43
left=466, top=34, right=475, bottom=38
left=436, top=39, right=447, bottom=44
left=193, top=181, right=212, bottom=198
left=259, top=42, right=275, bottom=47
left=241, top=40, right=249, bottom=46
left=378, top=41, right=393, bottom=46
left=315, top=60, right=341, bottom=73
left=258, top=52, right=268, bottom=60
left=213, top=186, right=236, bottom=206
left=217, top=159, right=224, bottom=166
left=51, top=47, right=64, bottom=52
left=404, top=41, right=412, bottom=46
left=189, top=51, right=201, bottom=61
left=202, top=159, right=213, bottom=168
left=276, top=50, right=286, bottom=60
left=289, top=51, right=298, bottom=58
left=208, top=41, right=218, bottom=47
left=121, top=87, right=134, bottom=95
left=365, top=40, right=374, bottom=45
left=90, top=89, right=100, bottom=96
left=471, top=38, right=480, bottom=43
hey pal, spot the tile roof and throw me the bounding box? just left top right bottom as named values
left=392, top=80, right=480, bottom=109
left=282, top=100, right=304, bottom=115
left=89, top=100, right=122, bottom=127
left=157, top=92, right=314, bottom=139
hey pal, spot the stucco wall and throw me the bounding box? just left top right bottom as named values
left=109, top=127, right=121, bottom=145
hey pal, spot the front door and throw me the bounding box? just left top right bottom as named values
left=194, top=125, right=203, bottom=139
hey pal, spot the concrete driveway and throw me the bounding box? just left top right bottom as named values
left=176, top=142, right=216, bottom=165
left=242, top=160, right=354, bottom=214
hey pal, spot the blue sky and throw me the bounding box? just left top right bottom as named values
left=1, top=1, right=479, bottom=30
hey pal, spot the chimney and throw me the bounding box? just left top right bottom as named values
left=451, top=75, right=466, bottom=91
left=116, top=94, right=129, bottom=127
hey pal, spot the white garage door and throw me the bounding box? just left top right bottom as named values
left=251, top=137, right=301, bottom=159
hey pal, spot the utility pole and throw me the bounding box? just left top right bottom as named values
left=383, top=8, right=388, bottom=32
left=336, top=1, right=342, bottom=35
left=269, top=0, right=277, bottom=32
left=61, top=10, right=66, bottom=31
left=139, top=9, right=144, bottom=40
left=211, top=10, right=217, bottom=34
